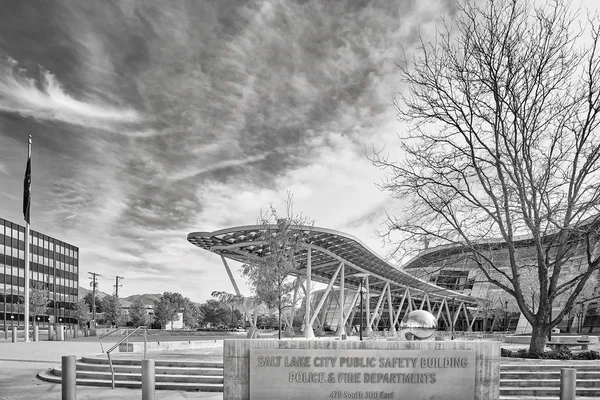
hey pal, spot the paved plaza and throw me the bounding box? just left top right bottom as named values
left=1, top=332, right=600, bottom=400
left=0, top=334, right=223, bottom=400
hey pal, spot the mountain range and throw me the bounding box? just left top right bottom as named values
left=78, top=286, right=162, bottom=307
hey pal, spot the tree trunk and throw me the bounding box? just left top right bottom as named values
left=278, top=294, right=282, bottom=340
left=529, top=323, right=549, bottom=354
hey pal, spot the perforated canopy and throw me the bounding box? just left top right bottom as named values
left=187, top=225, right=478, bottom=304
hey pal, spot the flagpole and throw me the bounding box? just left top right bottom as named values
left=24, top=135, right=31, bottom=342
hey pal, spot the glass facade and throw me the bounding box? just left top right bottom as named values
left=0, top=217, right=79, bottom=327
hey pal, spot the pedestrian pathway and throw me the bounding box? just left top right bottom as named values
left=0, top=339, right=223, bottom=400
left=1, top=334, right=599, bottom=400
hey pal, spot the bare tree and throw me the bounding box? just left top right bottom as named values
left=372, top=0, right=600, bottom=353
left=241, top=193, right=313, bottom=339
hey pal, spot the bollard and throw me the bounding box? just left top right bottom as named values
left=74, top=327, right=78, bottom=339
left=58, top=325, right=65, bottom=341
left=560, top=368, right=576, bottom=400
left=12, top=327, right=17, bottom=343
left=62, top=355, right=76, bottom=400
left=142, top=359, right=155, bottom=400
left=33, top=325, right=39, bottom=342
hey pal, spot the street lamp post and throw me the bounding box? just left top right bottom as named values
left=504, top=301, right=509, bottom=331
left=451, top=298, right=455, bottom=340
left=354, top=273, right=369, bottom=341
left=11, top=315, right=14, bottom=327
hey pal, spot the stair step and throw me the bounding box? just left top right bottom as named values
left=500, top=379, right=600, bottom=388
left=500, top=387, right=600, bottom=397
left=37, top=370, right=223, bottom=392
left=501, top=364, right=600, bottom=371
left=51, top=368, right=223, bottom=384
left=81, top=356, right=223, bottom=368
left=73, top=361, right=223, bottom=375
left=500, top=397, right=600, bottom=400
left=501, top=371, right=600, bottom=379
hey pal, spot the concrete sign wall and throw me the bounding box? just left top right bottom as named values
left=249, top=349, right=476, bottom=400
left=224, top=340, right=500, bottom=400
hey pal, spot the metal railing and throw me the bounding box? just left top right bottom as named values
left=98, top=327, right=121, bottom=353
left=100, top=326, right=148, bottom=389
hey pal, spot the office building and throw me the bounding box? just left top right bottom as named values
left=0, top=217, right=79, bottom=327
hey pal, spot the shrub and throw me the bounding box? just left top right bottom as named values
left=501, top=348, right=600, bottom=360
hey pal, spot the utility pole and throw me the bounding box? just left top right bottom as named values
left=114, top=276, right=124, bottom=299
left=114, top=276, right=124, bottom=328
left=88, top=272, right=101, bottom=321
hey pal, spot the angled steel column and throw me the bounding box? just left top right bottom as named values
left=406, top=289, right=414, bottom=313
left=310, top=263, right=343, bottom=326
left=369, top=282, right=388, bottom=330
left=304, top=247, right=315, bottom=339
left=286, top=278, right=301, bottom=335
left=463, top=304, right=471, bottom=331
left=220, top=255, right=252, bottom=329
left=387, top=283, right=396, bottom=333
left=419, top=294, right=429, bottom=310
left=342, top=289, right=360, bottom=332
left=336, top=263, right=346, bottom=339
left=393, top=288, right=409, bottom=327
left=435, top=298, right=446, bottom=321
left=364, top=276, right=372, bottom=335
left=453, top=302, right=464, bottom=327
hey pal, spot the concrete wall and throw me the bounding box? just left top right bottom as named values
left=223, top=339, right=500, bottom=400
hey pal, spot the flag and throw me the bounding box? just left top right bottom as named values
left=23, top=153, right=31, bottom=224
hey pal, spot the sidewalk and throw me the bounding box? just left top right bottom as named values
left=0, top=339, right=223, bottom=400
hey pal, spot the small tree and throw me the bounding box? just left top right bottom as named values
left=83, top=292, right=103, bottom=314
left=212, top=291, right=249, bottom=328
left=102, top=296, right=121, bottom=327
left=29, top=282, right=49, bottom=325
left=129, top=298, right=147, bottom=327
left=241, top=193, right=313, bottom=339
left=199, top=299, right=232, bottom=328
left=153, top=293, right=179, bottom=329
left=183, top=302, right=201, bottom=330
left=372, top=0, right=600, bottom=354
left=74, top=298, right=91, bottom=329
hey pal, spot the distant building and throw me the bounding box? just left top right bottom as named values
left=120, top=301, right=155, bottom=327
left=1, top=218, right=79, bottom=327
left=403, top=230, right=600, bottom=333
left=165, top=312, right=184, bottom=330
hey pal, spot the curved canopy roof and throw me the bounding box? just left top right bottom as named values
left=188, top=225, right=478, bottom=304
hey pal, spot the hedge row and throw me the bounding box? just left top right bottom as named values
left=501, top=347, right=600, bottom=360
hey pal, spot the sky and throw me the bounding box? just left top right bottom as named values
left=0, top=0, right=597, bottom=303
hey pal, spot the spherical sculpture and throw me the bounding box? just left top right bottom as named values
left=398, top=310, right=437, bottom=340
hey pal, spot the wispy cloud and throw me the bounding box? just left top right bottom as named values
left=171, top=153, right=271, bottom=181
left=0, top=0, right=470, bottom=301
left=0, top=56, right=141, bottom=130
